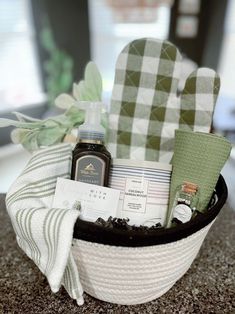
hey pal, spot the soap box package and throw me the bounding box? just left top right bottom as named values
left=53, top=178, right=120, bottom=222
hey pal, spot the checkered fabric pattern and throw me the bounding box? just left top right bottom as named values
left=107, top=38, right=220, bottom=163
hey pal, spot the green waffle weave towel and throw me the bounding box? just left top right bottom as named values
left=168, top=130, right=231, bottom=221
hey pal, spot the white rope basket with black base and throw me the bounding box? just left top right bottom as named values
left=72, top=176, right=227, bottom=305
left=6, top=144, right=227, bottom=306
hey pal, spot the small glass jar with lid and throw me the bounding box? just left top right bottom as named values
left=167, top=182, right=199, bottom=228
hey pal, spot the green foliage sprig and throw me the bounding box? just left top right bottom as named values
left=0, top=62, right=107, bottom=152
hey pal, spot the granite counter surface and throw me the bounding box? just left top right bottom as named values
left=0, top=194, right=234, bottom=314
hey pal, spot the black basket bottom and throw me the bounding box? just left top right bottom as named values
left=73, top=175, right=227, bottom=247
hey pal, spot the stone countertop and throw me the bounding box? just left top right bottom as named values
left=0, top=194, right=234, bottom=314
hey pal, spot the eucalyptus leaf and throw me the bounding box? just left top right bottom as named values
left=76, top=81, right=87, bottom=100
left=76, top=81, right=94, bottom=101
left=42, top=119, right=59, bottom=128
left=46, top=116, right=72, bottom=129
left=20, top=131, right=40, bottom=152
left=12, top=112, right=41, bottom=122
left=73, top=83, right=80, bottom=100
left=11, top=128, right=31, bottom=144
left=84, top=61, right=102, bottom=100
left=54, top=93, right=76, bottom=109
left=0, top=60, right=105, bottom=152
left=0, top=118, right=43, bottom=129
left=65, top=105, right=85, bottom=125
left=84, top=81, right=100, bottom=100
left=0, top=118, right=20, bottom=127
left=45, top=115, right=66, bottom=125
left=72, top=62, right=103, bottom=101
left=38, top=126, right=66, bottom=146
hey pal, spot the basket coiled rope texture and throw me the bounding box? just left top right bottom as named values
left=72, top=175, right=227, bottom=305
left=72, top=221, right=213, bottom=305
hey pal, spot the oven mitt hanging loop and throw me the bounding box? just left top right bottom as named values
left=108, top=38, right=220, bottom=163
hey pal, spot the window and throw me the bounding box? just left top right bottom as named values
left=218, top=0, right=235, bottom=98
left=0, top=0, right=45, bottom=112
left=88, top=0, right=171, bottom=98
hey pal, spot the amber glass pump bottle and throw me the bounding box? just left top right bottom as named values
left=71, top=102, right=111, bottom=186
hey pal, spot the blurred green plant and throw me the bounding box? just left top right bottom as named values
left=40, top=24, right=73, bottom=107
left=0, top=62, right=107, bottom=152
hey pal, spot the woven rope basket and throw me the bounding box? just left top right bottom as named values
left=72, top=175, right=227, bottom=305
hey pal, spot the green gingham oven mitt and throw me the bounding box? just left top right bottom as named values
left=108, top=38, right=220, bottom=163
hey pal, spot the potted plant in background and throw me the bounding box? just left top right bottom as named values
left=40, top=23, right=74, bottom=116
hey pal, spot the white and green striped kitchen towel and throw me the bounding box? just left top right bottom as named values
left=6, top=143, right=84, bottom=305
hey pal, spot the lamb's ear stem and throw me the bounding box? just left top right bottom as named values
left=179, top=68, right=220, bottom=133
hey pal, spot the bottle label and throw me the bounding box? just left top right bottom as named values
left=173, top=204, right=192, bottom=223
left=122, top=177, right=148, bottom=213
left=75, top=155, right=105, bottom=186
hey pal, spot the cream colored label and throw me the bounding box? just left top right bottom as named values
left=53, top=178, right=120, bottom=222
left=122, top=178, right=148, bottom=213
